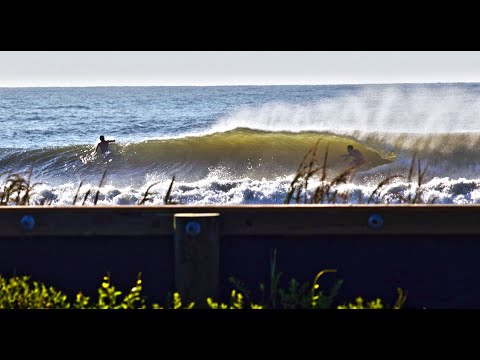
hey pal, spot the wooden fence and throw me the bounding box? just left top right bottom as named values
left=1, top=205, right=479, bottom=308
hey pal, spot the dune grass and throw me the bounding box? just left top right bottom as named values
left=0, top=166, right=179, bottom=207
left=0, top=166, right=45, bottom=206
left=285, top=140, right=436, bottom=205
left=138, top=175, right=177, bottom=205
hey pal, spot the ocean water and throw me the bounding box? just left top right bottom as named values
left=1, top=83, right=480, bottom=205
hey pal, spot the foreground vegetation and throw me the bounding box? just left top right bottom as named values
left=285, top=141, right=436, bottom=204
left=0, top=168, right=177, bottom=206
left=0, top=271, right=407, bottom=309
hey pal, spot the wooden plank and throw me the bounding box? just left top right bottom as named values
left=0, top=205, right=480, bottom=236
left=174, top=213, right=220, bottom=307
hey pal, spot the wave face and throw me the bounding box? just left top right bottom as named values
left=0, top=129, right=393, bottom=184
left=1, top=84, right=480, bottom=205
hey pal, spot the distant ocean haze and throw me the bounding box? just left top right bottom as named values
left=1, top=84, right=480, bottom=205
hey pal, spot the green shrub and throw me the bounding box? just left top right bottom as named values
left=207, top=290, right=263, bottom=309
left=152, top=292, right=194, bottom=309
left=0, top=275, right=70, bottom=309
left=0, top=273, right=405, bottom=309
left=218, top=249, right=343, bottom=309
left=0, top=274, right=148, bottom=309
left=337, top=288, right=407, bottom=309
left=226, top=268, right=343, bottom=309
left=73, top=274, right=147, bottom=309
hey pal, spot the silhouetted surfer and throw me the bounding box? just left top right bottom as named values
left=95, top=135, right=115, bottom=154
left=340, top=145, right=366, bottom=167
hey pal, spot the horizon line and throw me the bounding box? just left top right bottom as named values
left=1, top=81, right=479, bottom=88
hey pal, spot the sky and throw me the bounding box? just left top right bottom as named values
left=0, top=51, right=480, bottom=87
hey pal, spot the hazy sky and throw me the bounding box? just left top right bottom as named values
left=1, top=51, right=479, bottom=87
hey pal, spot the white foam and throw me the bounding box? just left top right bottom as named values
left=20, top=174, right=480, bottom=206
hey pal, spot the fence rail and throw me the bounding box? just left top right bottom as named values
left=1, top=205, right=479, bottom=236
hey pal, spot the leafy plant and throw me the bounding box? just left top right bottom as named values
left=0, top=272, right=404, bottom=309
left=310, top=269, right=343, bottom=309
left=337, top=297, right=385, bottom=309
left=227, top=248, right=342, bottom=309
left=207, top=290, right=263, bottom=309
left=0, top=275, right=70, bottom=309
left=337, top=288, right=407, bottom=309
left=152, top=292, right=194, bottom=309
left=74, top=273, right=147, bottom=309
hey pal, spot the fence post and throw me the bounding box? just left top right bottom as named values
left=174, top=213, right=220, bottom=308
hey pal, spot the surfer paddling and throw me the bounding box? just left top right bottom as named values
left=95, top=135, right=115, bottom=154
left=340, top=145, right=366, bottom=168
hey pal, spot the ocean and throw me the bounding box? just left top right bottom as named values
left=1, top=83, right=480, bottom=205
